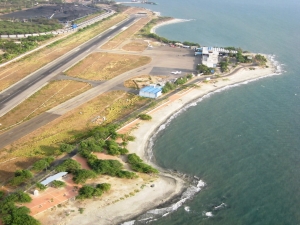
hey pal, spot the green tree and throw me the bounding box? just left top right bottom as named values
left=10, top=170, right=33, bottom=186
left=55, top=159, right=81, bottom=173
left=127, top=154, right=158, bottom=174
left=51, top=180, right=65, bottom=188
left=59, top=143, right=74, bottom=153
left=5, top=191, right=32, bottom=203
left=96, top=183, right=111, bottom=192
left=72, top=169, right=97, bottom=184
left=138, top=114, right=152, bottom=120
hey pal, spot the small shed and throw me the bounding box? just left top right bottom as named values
left=139, top=86, right=162, bottom=99
left=40, top=172, right=68, bottom=186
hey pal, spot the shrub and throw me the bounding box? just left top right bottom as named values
left=10, top=170, right=33, bottom=186
left=36, top=183, right=46, bottom=191
left=138, top=114, right=152, bottom=120
left=127, top=154, right=158, bottom=174
left=32, top=157, right=54, bottom=171
left=116, top=170, right=137, bottom=179
left=55, top=159, right=81, bottom=173
left=88, top=159, right=123, bottom=176
left=96, top=183, right=111, bottom=192
left=80, top=139, right=104, bottom=152
left=0, top=190, right=5, bottom=199
left=2, top=206, right=41, bottom=225
left=59, top=143, right=74, bottom=153
left=72, top=169, right=97, bottom=184
left=77, top=182, right=112, bottom=200
left=5, top=191, right=32, bottom=203
left=51, top=180, right=65, bottom=188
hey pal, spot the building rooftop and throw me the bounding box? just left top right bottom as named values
left=140, top=86, right=162, bottom=94
left=41, top=172, right=68, bottom=186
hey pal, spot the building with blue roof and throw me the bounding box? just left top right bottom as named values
left=139, top=86, right=162, bottom=99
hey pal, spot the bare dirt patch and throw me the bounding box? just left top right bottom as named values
left=0, top=80, right=91, bottom=134
left=36, top=173, right=155, bottom=225
left=0, top=157, right=38, bottom=184
left=0, top=91, right=149, bottom=165
left=101, top=16, right=152, bottom=50
left=124, top=75, right=165, bottom=89
left=0, top=13, right=127, bottom=92
left=122, top=40, right=148, bottom=52
left=65, top=52, right=151, bottom=80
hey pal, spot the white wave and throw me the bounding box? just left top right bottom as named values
left=120, top=221, right=135, bottom=225
left=144, top=180, right=205, bottom=215
left=214, top=202, right=227, bottom=210
left=205, top=211, right=213, bottom=217
left=184, top=206, right=190, bottom=212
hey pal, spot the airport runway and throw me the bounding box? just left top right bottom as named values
left=0, top=15, right=139, bottom=117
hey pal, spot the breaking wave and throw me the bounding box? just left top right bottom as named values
left=121, top=180, right=206, bottom=225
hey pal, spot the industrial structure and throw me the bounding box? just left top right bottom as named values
left=139, top=86, right=162, bottom=99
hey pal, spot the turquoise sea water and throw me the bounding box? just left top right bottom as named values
left=120, top=0, right=300, bottom=224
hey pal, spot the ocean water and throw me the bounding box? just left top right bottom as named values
left=120, top=0, right=300, bottom=224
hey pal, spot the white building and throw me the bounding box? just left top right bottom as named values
left=40, top=172, right=68, bottom=186
left=200, top=47, right=238, bottom=68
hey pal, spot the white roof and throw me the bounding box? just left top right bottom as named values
left=41, top=172, right=68, bottom=186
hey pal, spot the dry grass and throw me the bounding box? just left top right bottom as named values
left=101, top=16, right=152, bottom=50
left=0, top=80, right=91, bottom=134
left=0, top=157, right=39, bottom=184
left=122, top=41, right=148, bottom=52
left=65, top=52, right=151, bottom=80
left=124, top=75, right=165, bottom=89
left=0, top=14, right=127, bottom=92
left=0, top=91, right=149, bottom=164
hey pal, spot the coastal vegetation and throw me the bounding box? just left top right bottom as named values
left=35, top=183, right=46, bottom=191
left=138, top=114, right=152, bottom=120
left=9, top=169, right=33, bottom=186
left=73, top=169, right=97, bottom=184
left=55, top=159, right=81, bottom=173
left=0, top=34, right=54, bottom=63
left=0, top=191, right=39, bottom=225
left=138, top=17, right=200, bottom=47
left=77, top=183, right=111, bottom=200
left=32, top=157, right=54, bottom=171
left=0, top=19, right=62, bottom=35
left=196, top=64, right=213, bottom=75
left=51, top=180, right=65, bottom=188
left=127, top=154, right=158, bottom=174
left=162, top=74, right=193, bottom=93
left=254, top=54, right=267, bottom=66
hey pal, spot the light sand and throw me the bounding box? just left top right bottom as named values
left=150, top=18, right=192, bottom=34
left=36, top=59, right=278, bottom=225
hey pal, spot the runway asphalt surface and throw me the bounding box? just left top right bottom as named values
left=0, top=15, right=138, bottom=117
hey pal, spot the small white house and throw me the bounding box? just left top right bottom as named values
left=139, top=86, right=162, bottom=99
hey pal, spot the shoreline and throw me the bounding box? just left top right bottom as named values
left=150, top=18, right=192, bottom=34
left=35, top=55, right=281, bottom=225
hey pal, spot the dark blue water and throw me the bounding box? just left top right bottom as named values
left=120, top=0, right=300, bottom=224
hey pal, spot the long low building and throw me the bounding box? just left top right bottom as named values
left=41, top=172, right=68, bottom=186
left=139, top=86, right=162, bottom=99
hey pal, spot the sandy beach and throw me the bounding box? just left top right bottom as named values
left=150, top=18, right=192, bottom=34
